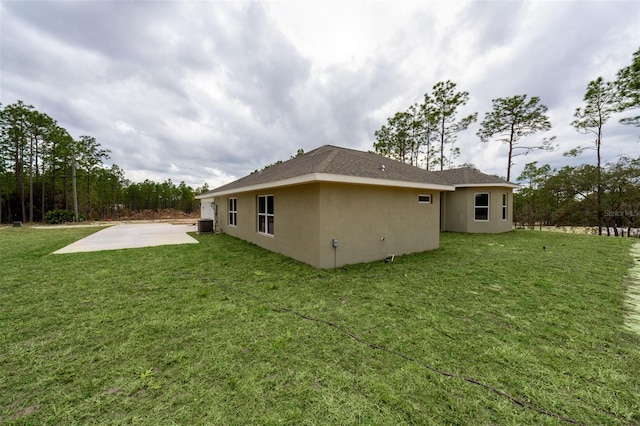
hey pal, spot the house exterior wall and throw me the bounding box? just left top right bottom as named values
left=215, top=183, right=440, bottom=268
left=442, top=187, right=513, bottom=233
left=216, top=185, right=321, bottom=267
left=317, top=183, right=440, bottom=268
left=440, top=191, right=467, bottom=232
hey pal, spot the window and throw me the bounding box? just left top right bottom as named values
left=502, top=193, right=508, bottom=220
left=474, top=193, right=489, bottom=221
left=258, top=195, right=274, bottom=235
left=228, top=198, right=237, bottom=226
left=418, top=194, right=432, bottom=204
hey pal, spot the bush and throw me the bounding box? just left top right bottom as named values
left=44, top=210, right=83, bottom=224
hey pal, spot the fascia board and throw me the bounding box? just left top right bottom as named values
left=454, top=183, right=521, bottom=189
left=316, top=173, right=455, bottom=191
left=195, top=193, right=216, bottom=200
left=198, top=173, right=456, bottom=198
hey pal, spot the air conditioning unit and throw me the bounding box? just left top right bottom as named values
left=197, top=219, right=214, bottom=233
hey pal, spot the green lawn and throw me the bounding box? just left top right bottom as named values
left=1, top=227, right=639, bottom=425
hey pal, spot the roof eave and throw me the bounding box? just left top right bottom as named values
left=197, top=173, right=455, bottom=198
left=195, top=193, right=215, bottom=199
left=453, top=183, right=521, bottom=189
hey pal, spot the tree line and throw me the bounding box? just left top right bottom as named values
left=374, top=46, right=639, bottom=233
left=0, top=101, right=209, bottom=224
left=515, top=157, right=639, bottom=235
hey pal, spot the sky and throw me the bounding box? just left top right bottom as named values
left=1, top=0, right=639, bottom=189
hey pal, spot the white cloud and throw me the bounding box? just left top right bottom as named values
left=1, top=0, right=638, bottom=188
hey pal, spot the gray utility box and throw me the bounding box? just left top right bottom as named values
left=198, top=219, right=214, bottom=233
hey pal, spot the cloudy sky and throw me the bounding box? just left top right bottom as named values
left=1, top=0, right=639, bottom=189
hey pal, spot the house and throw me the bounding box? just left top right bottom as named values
left=436, top=167, right=520, bottom=233
left=196, top=145, right=517, bottom=268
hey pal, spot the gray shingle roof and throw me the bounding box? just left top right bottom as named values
left=197, top=145, right=516, bottom=198
left=198, top=145, right=453, bottom=196
left=433, top=167, right=518, bottom=187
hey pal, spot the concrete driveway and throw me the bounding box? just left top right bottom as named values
left=53, top=223, right=198, bottom=254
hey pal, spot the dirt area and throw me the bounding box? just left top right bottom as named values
left=518, top=225, right=640, bottom=237
left=526, top=225, right=597, bottom=234
left=27, top=218, right=198, bottom=230
left=115, top=208, right=199, bottom=221
left=3, top=209, right=200, bottom=229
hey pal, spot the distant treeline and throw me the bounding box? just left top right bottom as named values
left=0, top=101, right=209, bottom=224
left=373, top=46, right=640, bottom=234
left=514, top=157, right=639, bottom=235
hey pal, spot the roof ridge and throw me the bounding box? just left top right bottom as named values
left=197, top=144, right=463, bottom=197
left=316, top=147, right=339, bottom=172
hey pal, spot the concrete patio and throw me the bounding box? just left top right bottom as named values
left=53, top=222, right=198, bottom=254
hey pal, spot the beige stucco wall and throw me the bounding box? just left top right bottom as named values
left=441, top=187, right=513, bottom=233
left=440, top=191, right=467, bottom=232
left=216, top=183, right=441, bottom=268
left=216, top=185, right=321, bottom=267
left=317, top=183, right=440, bottom=268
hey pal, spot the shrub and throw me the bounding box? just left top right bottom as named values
left=44, top=210, right=83, bottom=224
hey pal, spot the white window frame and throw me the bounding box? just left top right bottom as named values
left=228, top=197, right=237, bottom=227
left=502, top=193, right=508, bottom=221
left=418, top=194, right=432, bottom=204
left=257, top=194, right=274, bottom=235
left=474, top=193, right=490, bottom=222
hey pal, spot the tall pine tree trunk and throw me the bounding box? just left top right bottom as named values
left=87, top=171, right=92, bottom=220
left=41, top=158, right=46, bottom=222
left=507, top=126, right=516, bottom=182
left=28, top=134, right=34, bottom=223
left=51, top=164, right=57, bottom=210
left=18, top=145, right=26, bottom=223
left=439, top=117, right=445, bottom=171
left=596, top=128, right=602, bottom=236
left=64, top=163, right=69, bottom=211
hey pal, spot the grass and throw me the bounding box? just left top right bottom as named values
left=1, top=226, right=639, bottom=425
